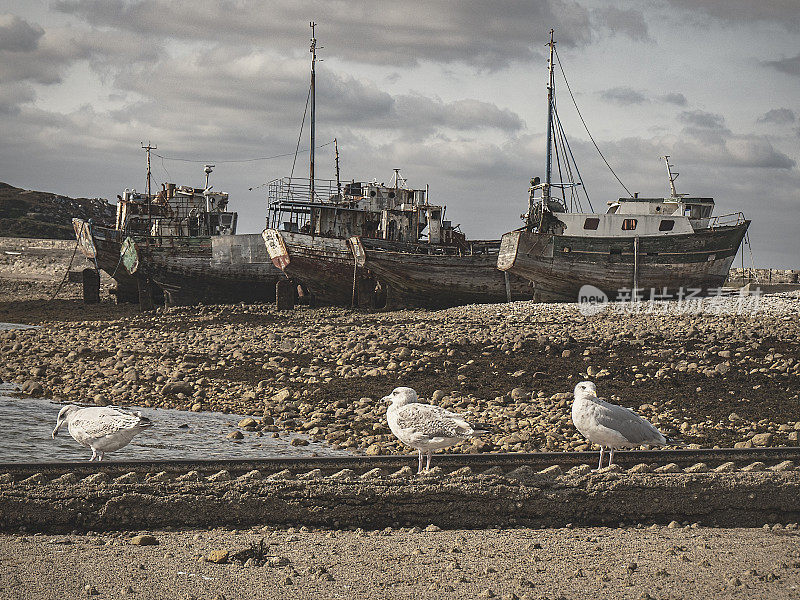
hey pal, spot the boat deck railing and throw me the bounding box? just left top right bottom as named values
left=267, top=177, right=340, bottom=206
left=708, top=211, right=747, bottom=229
left=361, top=237, right=501, bottom=257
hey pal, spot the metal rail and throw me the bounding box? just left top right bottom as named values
left=2, top=447, right=798, bottom=479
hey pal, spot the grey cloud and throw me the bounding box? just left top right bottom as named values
left=392, top=95, right=524, bottom=134
left=591, top=7, right=650, bottom=41
left=663, top=0, right=800, bottom=29
left=0, top=24, right=161, bottom=85
left=54, top=0, right=600, bottom=70
left=660, top=93, right=687, bottom=106
left=758, top=108, right=796, bottom=125
left=764, top=53, right=800, bottom=77
left=600, top=87, right=648, bottom=105
left=678, top=110, right=727, bottom=131
left=0, top=14, right=44, bottom=52
left=0, top=82, right=36, bottom=115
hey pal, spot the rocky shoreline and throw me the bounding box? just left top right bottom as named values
left=2, top=289, right=799, bottom=456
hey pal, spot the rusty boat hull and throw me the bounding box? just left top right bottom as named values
left=360, top=238, right=532, bottom=309
left=497, top=222, right=750, bottom=302
left=75, top=221, right=279, bottom=305
left=263, top=230, right=381, bottom=307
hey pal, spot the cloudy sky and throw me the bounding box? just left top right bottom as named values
left=1, top=1, right=798, bottom=267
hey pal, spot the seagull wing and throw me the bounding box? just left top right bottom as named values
left=394, top=403, right=476, bottom=439
left=69, top=407, right=145, bottom=440
left=592, top=396, right=666, bottom=445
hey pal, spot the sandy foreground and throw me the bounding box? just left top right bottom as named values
left=2, top=526, right=800, bottom=600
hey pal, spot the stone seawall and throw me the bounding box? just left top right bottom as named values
left=2, top=465, right=799, bottom=532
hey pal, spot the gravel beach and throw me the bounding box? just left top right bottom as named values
left=2, top=526, right=800, bottom=600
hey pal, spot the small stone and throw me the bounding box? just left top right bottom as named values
left=267, top=556, right=290, bottom=567
left=129, top=535, right=158, bottom=546
left=667, top=520, right=680, bottom=529
left=290, top=437, right=309, bottom=446
left=364, top=443, right=382, bottom=455
left=424, top=524, right=441, bottom=532
left=84, top=584, right=99, bottom=596
left=627, top=562, right=638, bottom=572
left=752, top=433, right=773, bottom=447
left=206, top=550, right=229, bottom=564
left=227, top=430, right=244, bottom=440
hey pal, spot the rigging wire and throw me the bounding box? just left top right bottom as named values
left=150, top=139, right=332, bottom=166
left=290, top=82, right=313, bottom=180
left=553, top=106, right=593, bottom=212
left=554, top=47, right=633, bottom=198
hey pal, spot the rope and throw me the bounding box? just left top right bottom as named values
left=554, top=47, right=633, bottom=197
left=49, top=239, right=80, bottom=302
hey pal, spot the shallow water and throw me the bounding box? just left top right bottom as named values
left=0, top=383, right=346, bottom=463
left=0, top=322, right=38, bottom=330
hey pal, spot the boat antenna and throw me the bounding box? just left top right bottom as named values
left=661, top=155, right=679, bottom=197
left=544, top=29, right=555, bottom=204
left=392, top=168, right=406, bottom=189
left=204, top=164, right=214, bottom=189
left=334, top=137, right=341, bottom=198
left=309, top=21, right=318, bottom=203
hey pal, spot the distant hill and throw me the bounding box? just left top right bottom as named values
left=0, top=182, right=115, bottom=239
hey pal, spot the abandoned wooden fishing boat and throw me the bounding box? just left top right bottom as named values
left=497, top=31, right=750, bottom=302
left=73, top=162, right=279, bottom=305
left=261, top=25, right=530, bottom=309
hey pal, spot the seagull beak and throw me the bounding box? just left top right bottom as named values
left=51, top=425, right=59, bottom=439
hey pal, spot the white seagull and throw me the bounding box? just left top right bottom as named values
left=52, top=405, right=152, bottom=461
left=571, top=381, right=667, bottom=469
left=383, top=387, right=488, bottom=473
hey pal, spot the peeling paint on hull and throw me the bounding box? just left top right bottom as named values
left=498, top=222, right=750, bottom=302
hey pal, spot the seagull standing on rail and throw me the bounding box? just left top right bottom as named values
left=571, top=381, right=668, bottom=469
left=383, top=387, right=488, bottom=473
left=52, top=405, right=152, bottom=461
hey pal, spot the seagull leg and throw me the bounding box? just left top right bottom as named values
left=608, top=448, right=615, bottom=468
left=89, top=448, right=97, bottom=462
left=97, top=451, right=104, bottom=462
left=596, top=446, right=605, bottom=470
left=426, top=451, right=432, bottom=471
left=417, top=449, right=423, bottom=474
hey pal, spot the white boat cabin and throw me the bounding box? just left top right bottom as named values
left=551, top=195, right=715, bottom=238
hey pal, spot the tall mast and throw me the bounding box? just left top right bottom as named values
left=141, top=141, right=156, bottom=243
left=309, top=21, right=317, bottom=203
left=334, top=137, right=341, bottom=198
left=662, top=155, right=679, bottom=197
left=544, top=29, right=555, bottom=203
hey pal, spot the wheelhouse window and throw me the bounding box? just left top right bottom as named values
left=622, top=218, right=637, bottom=230
left=659, top=219, right=675, bottom=232
left=583, top=217, right=599, bottom=230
